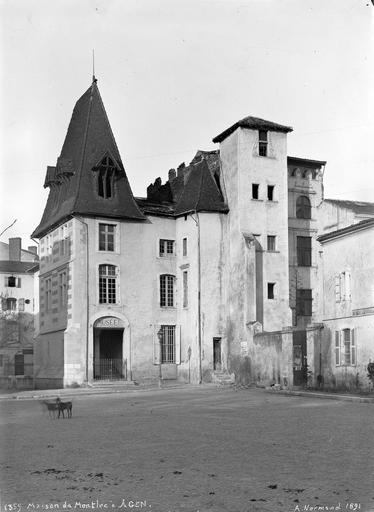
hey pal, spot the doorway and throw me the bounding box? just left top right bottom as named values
left=213, top=337, right=222, bottom=371
left=293, top=330, right=307, bottom=386
left=93, top=328, right=126, bottom=380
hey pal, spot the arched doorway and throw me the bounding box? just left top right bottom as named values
left=93, top=316, right=127, bottom=380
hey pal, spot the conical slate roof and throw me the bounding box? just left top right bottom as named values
left=32, top=80, right=145, bottom=238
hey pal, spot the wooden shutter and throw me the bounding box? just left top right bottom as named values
left=17, top=277, right=21, bottom=288
left=175, top=325, right=181, bottom=364
left=351, top=328, right=356, bottom=366
left=18, top=298, right=25, bottom=312
left=153, top=325, right=161, bottom=365
left=335, top=331, right=341, bottom=366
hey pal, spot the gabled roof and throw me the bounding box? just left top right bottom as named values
left=32, top=80, right=145, bottom=238
left=324, top=199, right=374, bottom=216
left=287, top=156, right=326, bottom=168
left=212, top=116, right=293, bottom=143
left=318, top=218, right=374, bottom=243
left=0, top=261, right=39, bottom=274
left=174, top=159, right=228, bottom=216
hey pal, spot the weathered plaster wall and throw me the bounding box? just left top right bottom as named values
left=320, top=224, right=374, bottom=390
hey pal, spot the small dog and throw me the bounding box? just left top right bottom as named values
left=56, top=397, right=73, bottom=419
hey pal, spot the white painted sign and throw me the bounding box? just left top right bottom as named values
left=94, top=317, right=124, bottom=329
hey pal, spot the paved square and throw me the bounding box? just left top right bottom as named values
left=0, top=387, right=373, bottom=512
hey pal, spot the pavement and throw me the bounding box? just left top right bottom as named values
left=1, top=380, right=374, bottom=402
left=1, top=385, right=373, bottom=511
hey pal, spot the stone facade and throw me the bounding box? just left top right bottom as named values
left=31, top=80, right=373, bottom=391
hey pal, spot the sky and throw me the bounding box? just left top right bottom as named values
left=0, top=0, right=373, bottom=247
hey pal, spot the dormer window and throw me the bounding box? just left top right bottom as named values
left=95, top=156, right=117, bottom=199
left=259, top=130, right=268, bottom=157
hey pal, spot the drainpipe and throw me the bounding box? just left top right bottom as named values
left=75, top=217, right=90, bottom=384
left=191, top=211, right=202, bottom=384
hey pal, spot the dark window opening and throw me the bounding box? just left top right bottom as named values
left=14, top=354, right=24, bottom=376
left=96, top=156, right=116, bottom=199
left=296, top=289, right=312, bottom=316
left=267, top=236, right=276, bottom=251
left=7, top=276, right=16, bottom=287
left=296, top=195, right=312, bottom=219
left=297, top=236, right=312, bottom=266
left=267, top=185, right=275, bottom=201
left=183, top=237, right=187, bottom=256
left=268, top=283, right=275, bottom=299
left=259, top=130, right=268, bottom=157
left=252, top=184, right=259, bottom=199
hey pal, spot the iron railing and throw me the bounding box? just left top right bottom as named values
left=94, top=358, right=127, bottom=381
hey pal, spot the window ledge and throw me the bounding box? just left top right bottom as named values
left=267, top=250, right=280, bottom=254
left=251, top=198, right=263, bottom=202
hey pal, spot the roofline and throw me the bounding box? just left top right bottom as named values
left=212, top=118, right=293, bottom=144
left=317, top=218, right=374, bottom=243
left=174, top=208, right=229, bottom=218
left=287, top=156, right=327, bottom=167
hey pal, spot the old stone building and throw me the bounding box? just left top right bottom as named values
left=0, top=238, right=39, bottom=388
left=32, top=79, right=372, bottom=390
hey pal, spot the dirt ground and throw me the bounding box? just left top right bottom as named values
left=0, top=387, right=373, bottom=512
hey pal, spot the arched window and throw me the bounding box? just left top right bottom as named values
left=160, top=274, right=175, bottom=307
left=99, top=264, right=117, bottom=304
left=296, top=195, right=311, bottom=219
left=96, top=156, right=116, bottom=199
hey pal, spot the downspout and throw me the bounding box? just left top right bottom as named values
left=75, top=217, right=90, bottom=384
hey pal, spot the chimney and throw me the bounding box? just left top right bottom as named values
left=28, top=246, right=37, bottom=254
left=177, top=162, right=186, bottom=178
left=168, top=169, right=176, bottom=181
left=9, top=237, right=22, bottom=261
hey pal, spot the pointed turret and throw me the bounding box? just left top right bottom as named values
left=32, top=80, right=145, bottom=238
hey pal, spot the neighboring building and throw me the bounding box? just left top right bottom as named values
left=0, top=238, right=39, bottom=388
left=317, top=219, right=374, bottom=390
left=287, top=157, right=325, bottom=386
left=319, top=199, right=374, bottom=234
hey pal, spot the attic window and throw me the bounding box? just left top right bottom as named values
left=96, top=156, right=116, bottom=199
left=259, top=130, right=268, bottom=157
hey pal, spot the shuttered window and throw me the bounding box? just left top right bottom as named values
left=297, top=236, right=312, bottom=266
left=335, top=329, right=356, bottom=366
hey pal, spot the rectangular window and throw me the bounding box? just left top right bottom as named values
left=183, top=271, right=188, bottom=308
left=45, top=277, right=52, bottom=311
left=5, top=297, right=17, bottom=311
left=267, top=185, right=275, bottom=201
left=160, top=274, right=175, bottom=307
left=183, top=237, right=187, bottom=257
left=160, top=325, right=176, bottom=363
left=252, top=184, right=259, bottom=199
left=14, top=354, right=24, bottom=376
left=99, top=224, right=115, bottom=251
left=267, top=283, right=275, bottom=299
left=4, top=276, right=20, bottom=287
left=335, top=329, right=356, bottom=366
left=59, top=271, right=67, bottom=306
left=259, top=130, right=268, bottom=157
left=159, top=239, right=175, bottom=257
left=335, top=331, right=341, bottom=366
left=296, top=289, right=312, bottom=316
left=267, top=235, right=276, bottom=251
left=297, top=236, right=312, bottom=266
left=99, top=265, right=117, bottom=304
